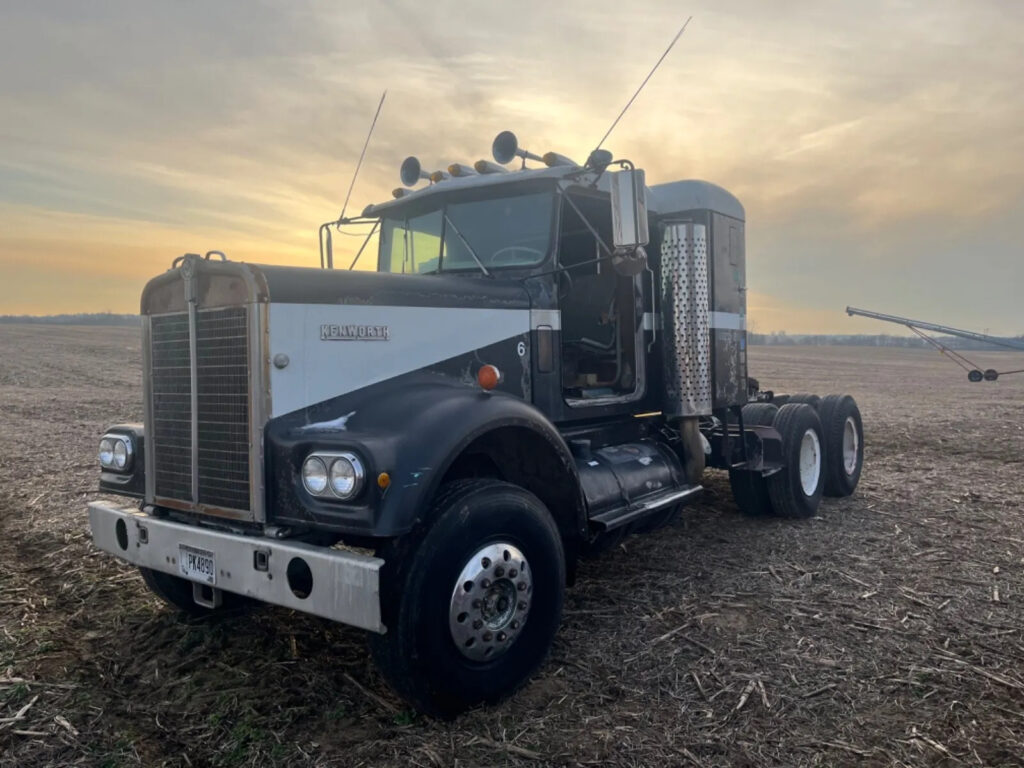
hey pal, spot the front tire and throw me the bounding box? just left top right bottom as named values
left=370, top=480, right=565, bottom=718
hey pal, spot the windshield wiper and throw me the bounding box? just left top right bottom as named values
left=443, top=214, right=491, bottom=277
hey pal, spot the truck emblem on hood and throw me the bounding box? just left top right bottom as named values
left=320, top=324, right=390, bottom=341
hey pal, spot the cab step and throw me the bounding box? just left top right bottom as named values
left=589, top=485, right=702, bottom=531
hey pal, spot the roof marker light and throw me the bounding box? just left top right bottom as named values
left=448, top=163, right=478, bottom=178
left=543, top=151, right=579, bottom=168
left=474, top=159, right=509, bottom=175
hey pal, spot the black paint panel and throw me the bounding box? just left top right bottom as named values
left=264, top=337, right=580, bottom=538
left=259, top=266, right=531, bottom=309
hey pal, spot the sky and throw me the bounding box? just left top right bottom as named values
left=1, top=0, right=1021, bottom=333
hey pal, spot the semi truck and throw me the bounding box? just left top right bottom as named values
left=88, top=132, right=864, bottom=716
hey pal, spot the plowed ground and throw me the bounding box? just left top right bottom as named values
left=1, top=325, right=1023, bottom=767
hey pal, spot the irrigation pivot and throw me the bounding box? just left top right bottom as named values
left=847, top=306, right=1024, bottom=382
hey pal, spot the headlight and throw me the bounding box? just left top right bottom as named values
left=99, top=438, right=115, bottom=468
left=301, top=451, right=366, bottom=500
left=113, top=437, right=132, bottom=469
left=329, top=453, right=365, bottom=499
left=302, top=456, right=329, bottom=495
left=99, top=434, right=133, bottom=471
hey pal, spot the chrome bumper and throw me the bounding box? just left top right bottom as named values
left=88, top=501, right=385, bottom=632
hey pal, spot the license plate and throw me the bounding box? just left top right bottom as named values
left=178, top=545, right=216, bottom=585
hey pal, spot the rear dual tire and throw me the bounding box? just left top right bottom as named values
left=766, top=404, right=825, bottom=518
left=818, top=394, right=864, bottom=497
left=729, top=404, right=778, bottom=517
left=730, top=403, right=825, bottom=518
left=771, top=393, right=820, bottom=410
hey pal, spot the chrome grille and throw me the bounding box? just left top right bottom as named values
left=151, top=314, right=192, bottom=500
left=149, top=306, right=251, bottom=513
left=196, top=307, right=250, bottom=510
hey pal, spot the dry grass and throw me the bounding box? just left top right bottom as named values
left=1, top=326, right=1023, bottom=767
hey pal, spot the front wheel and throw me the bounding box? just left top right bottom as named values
left=370, top=480, right=565, bottom=718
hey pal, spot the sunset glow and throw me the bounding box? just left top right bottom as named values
left=1, top=1, right=1021, bottom=333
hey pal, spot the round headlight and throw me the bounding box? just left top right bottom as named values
left=301, top=456, right=328, bottom=495
left=113, top=439, right=129, bottom=469
left=329, top=454, right=364, bottom=499
left=99, top=438, right=114, bottom=468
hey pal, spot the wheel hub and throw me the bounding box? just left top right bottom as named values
left=842, top=416, right=859, bottom=476
left=799, top=428, right=822, bottom=496
left=449, top=542, right=532, bottom=661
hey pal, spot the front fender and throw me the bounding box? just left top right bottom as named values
left=265, top=372, right=583, bottom=538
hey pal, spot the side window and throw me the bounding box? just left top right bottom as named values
left=379, top=211, right=443, bottom=274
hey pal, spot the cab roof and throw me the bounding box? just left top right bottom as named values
left=362, top=165, right=744, bottom=222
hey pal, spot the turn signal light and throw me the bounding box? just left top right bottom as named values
left=477, top=364, right=502, bottom=391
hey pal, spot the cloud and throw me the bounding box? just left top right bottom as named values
left=0, top=0, right=1021, bottom=331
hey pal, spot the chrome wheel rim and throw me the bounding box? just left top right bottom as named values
left=799, top=429, right=822, bottom=496
left=449, top=542, right=532, bottom=661
left=842, top=416, right=859, bottom=476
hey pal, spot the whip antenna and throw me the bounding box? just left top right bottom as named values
left=594, top=16, right=692, bottom=152
left=337, top=90, right=387, bottom=224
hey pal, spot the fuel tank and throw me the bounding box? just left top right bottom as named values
left=574, top=440, right=685, bottom=520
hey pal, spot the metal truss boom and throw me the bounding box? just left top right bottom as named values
left=846, top=307, right=1024, bottom=352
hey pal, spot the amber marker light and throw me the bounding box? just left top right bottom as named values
left=377, top=472, right=391, bottom=490
left=477, top=364, right=501, bottom=391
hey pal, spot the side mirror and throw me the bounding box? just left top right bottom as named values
left=609, top=169, right=650, bottom=250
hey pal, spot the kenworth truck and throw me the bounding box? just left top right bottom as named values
left=89, top=132, right=864, bottom=716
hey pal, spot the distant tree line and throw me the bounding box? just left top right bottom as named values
left=749, top=332, right=1024, bottom=351
left=0, top=313, right=140, bottom=326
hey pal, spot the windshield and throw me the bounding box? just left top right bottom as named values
left=378, top=191, right=554, bottom=274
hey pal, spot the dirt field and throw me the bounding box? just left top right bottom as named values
left=2, top=325, right=1023, bottom=767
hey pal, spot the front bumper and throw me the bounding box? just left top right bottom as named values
left=88, top=502, right=385, bottom=632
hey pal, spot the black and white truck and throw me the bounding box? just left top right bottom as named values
left=89, top=132, right=864, bottom=716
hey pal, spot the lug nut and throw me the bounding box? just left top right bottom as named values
left=481, top=579, right=491, bottom=589
left=517, top=582, right=527, bottom=591
left=497, top=632, right=507, bottom=642
left=473, top=619, right=483, bottom=630
left=518, top=601, right=528, bottom=611
left=472, top=599, right=482, bottom=609
left=508, top=568, right=517, bottom=578
left=483, top=631, right=493, bottom=642
left=494, top=566, right=504, bottom=577
left=511, top=620, right=519, bottom=629
left=481, top=557, right=491, bottom=568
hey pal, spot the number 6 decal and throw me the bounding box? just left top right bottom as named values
left=517, top=341, right=527, bottom=357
